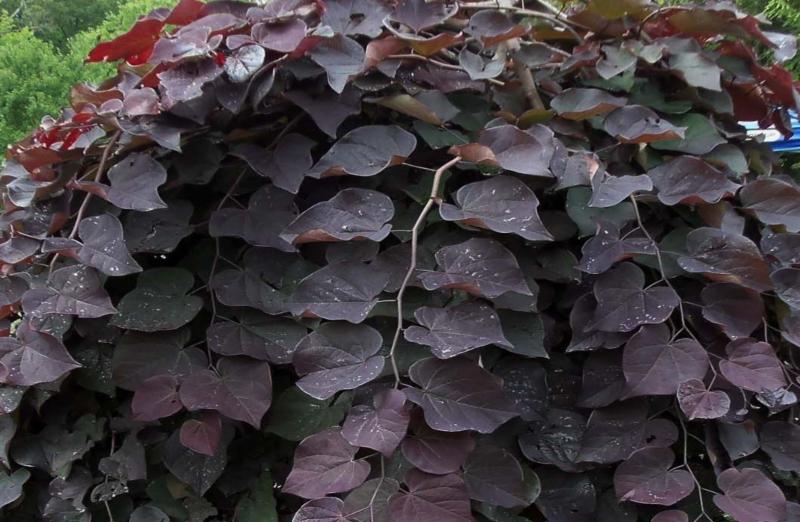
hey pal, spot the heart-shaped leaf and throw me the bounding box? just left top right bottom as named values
left=283, top=428, right=370, bottom=499
left=292, top=322, right=384, bottom=400
left=458, top=48, right=504, bottom=80
left=418, top=238, right=531, bottom=299
left=106, top=152, right=167, bottom=212
left=288, top=262, right=389, bottom=323
left=772, top=267, right=800, bottom=309
left=179, top=412, right=222, bottom=457
left=589, top=262, right=680, bottom=333
left=614, top=448, right=694, bottom=505
left=389, top=0, right=457, bottom=32
left=463, top=446, right=530, bottom=508
left=589, top=173, right=653, bottom=208
left=760, top=421, right=800, bottom=472
left=604, top=105, right=686, bottom=143
left=179, top=357, right=272, bottom=427
left=404, top=301, right=512, bottom=358
left=124, top=200, right=193, bottom=253
left=678, top=228, right=773, bottom=292
left=210, top=185, right=297, bottom=252
left=207, top=312, right=306, bottom=365
left=713, top=467, right=786, bottom=522
left=309, top=35, right=365, bottom=93
left=111, top=268, right=203, bottom=332
left=230, top=133, right=315, bottom=194
left=308, top=125, right=416, bottom=178
left=669, top=52, right=721, bottom=91
left=281, top=188, right=394, bottom=245
left=322, top=0, right=389, bottom=37
left=719, top=338, right=787, bottom=392
left=343, top=477, right=400, bottom=522
left=224, top=44, right=265, bottom=83
left=388, top=469, right=472, bottom=522
left=740, top=178, right=800, bottom=232
left=701, top=283, right=764, bottom=339
left=253, top=19, right=307, bottom=52
left=285, top=87, right=361, bottom=138
left=341, top=388, right=410, bottom=457
left=405, top=357, right=517, bottom=433
left=474, top=124, right=555, bottom=177
left=77, top=214, right=142, bottom=276
left=0, top=325, right=80, bottom=386
left=131, top=374, right=182, bottom=421
left=266, top=386, right=352, bottom=442
left=401, top=416, right=475, bottom=474
left=647, top=156, right=740, bottom=206
left=677, top=379, right=730, bottom=420
left=551, top=88, right=628, bottom=120
left=622, top=324, right=709, bottom=397
left=578, top=220, right=655, bottom=274
left=439, top=175, right=553, bottom=241
left=162, top=428, right=231, bottom=495
left=112, top=330, right=205, bottom=391
left=0, top=469, right=30, bottom=509
left=22, top=265, right=115, bottom=319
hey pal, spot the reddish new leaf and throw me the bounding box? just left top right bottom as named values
left=179, top=412, right=222, bottom=457
left=131, top=374, right=182, bottom=421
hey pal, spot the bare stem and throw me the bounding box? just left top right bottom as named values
left=677, top=412, right=714, bottom=522
left=388, top=156, right=462, bottom=386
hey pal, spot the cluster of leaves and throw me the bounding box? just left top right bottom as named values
left=0, top=0, right=799, bottom=520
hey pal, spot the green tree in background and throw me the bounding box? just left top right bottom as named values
left=1, top=0, right=122, bottom=47
left=0, top=0, right=174, bottom=150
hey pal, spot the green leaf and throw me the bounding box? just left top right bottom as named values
left=236, top=468, right=278, bottom=522
left=566, top=187, right=635, bottom=237
left=110, top=268, right=202, bottom=332
left=265, top=386, right=352, bottom=441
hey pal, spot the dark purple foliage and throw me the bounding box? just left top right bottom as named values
left=0, top=0, right=797, bottom=519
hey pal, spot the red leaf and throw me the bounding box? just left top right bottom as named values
left=86, top=18, right=164, bottom=63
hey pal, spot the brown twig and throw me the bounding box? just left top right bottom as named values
left=388, top=156, right=462, bottom=386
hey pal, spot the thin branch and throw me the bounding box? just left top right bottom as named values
left=677, top=412, right=714, bottom=522
left=388, top=156, right=462, bottom=387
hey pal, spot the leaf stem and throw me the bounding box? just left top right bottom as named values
left=388, top=156, right=462, bottom=387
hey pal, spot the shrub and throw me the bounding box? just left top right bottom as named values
left=0, top=1, right=799, bottom=520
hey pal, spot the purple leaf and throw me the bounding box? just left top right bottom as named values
left=131, top=375, right=182, bottom=421
left=588, top=262, right=680, bottom=333
left=341, top=388, right=410, bottom=457
left=604, top=105, right=686, bottom=143
left=292, top=322, right=384, bottom=400
left=478, top=124, right=555, bottom=177
left=458, top=48, right=503, bottom=80
left=111, top=268, right=203, bottom=332
left=678, top=228, right=773, bottom=292
left=551, top=88, right=628, bottom=120
left=322, top=0, right=390, bottom=37
left=343, top=477, right=400, bottom=522
left=162, top=428, right=231, bottom=495
left=670, top=51, right=721, bottom=90
left=760, top=421, right=800, bottom=472
left=309, top=35, right=365, bottom=93
left=210, top=185, right=297, bottom=252
left=463, top=445, right=529, bottom=508
left=0, top=325, right=80, bottom=386
left=388, top=469, right=472, bottom=522
left=719, top=338, right=787, bottom=392
left=77, top=214, right=142, bottom=276
left=566, top=293, right=629, bottom=352
left=285, top=87, right=361, bottom=138
left=112, top=330, right=206, bottom=391
left=253, top=19, right=306, bottom=52
left=292, top=497, right=349, bottom=522
left=577, top=401, right=649, bottom=464
left=647, top=156, right=739, bottom=206
left=231, top=133, right=315, bottom=194
left=124, top=200, right=194, bottom=253
left=622, top=324, right=708, bottom=397
left=180, top=412, right=222, bottom=457
left=288, top=262, right=388, bottom=323
left=578, top=220, right=655, bottom=274
left=771, top=268, right=800, bottom=310
left=761, top=232, right=800, bottom=265
left=439, top=175, right=553, bottom=241
left=280, top=188, right=393, bottom=245
left=405, top=357, right=517, bottom=433
left=158, top=58, right=223, bottom=108
left=283, top=428, right=370, bottom=499
left=718, top=421, right=760, bottom=460
left=614, top=448, right=694, bottom=506
left=106, top=152, right=168, bottom=211
left=179, top=356, right=272, bottom=427
left=224, top=44, right=265, bottom=83
left=701, top=283, right=764, bottom=339
left=0, top=236, right=39, bottom=264
left=418, top=238, right=531, bottom=298
left=207, top=313, right=306, bottom=365
left=389, top=0, right=457, bottom=32
left=404, top=301, right=511, bottom=358
left=713, top=467, right=787, bottom=522
left=578, top=351, right=625, bottom=408
left=740, top=178, right=800, bottom=232
left=307, top=125, right=416, bottom=178
left=652, top=511, right=689, bottom=522
left=677, top=379, right=730, bottom=420
left=401, top=416, right=475, bottom=474
left=588, top=173, right=653, bottom=208
left=22, top=265, right=116, bottom=319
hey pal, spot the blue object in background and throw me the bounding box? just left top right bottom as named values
left=742, top=112, right=800, bottom=152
